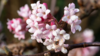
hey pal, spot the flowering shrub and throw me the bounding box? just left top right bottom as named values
left=7, top=1, right=81, bottom=54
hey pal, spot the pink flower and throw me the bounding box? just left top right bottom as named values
left=43, top=24, right=57, bottom=42
left=14, top=31, right=26, bottom=40
left=69, top=15, right=81, bottom=33
left=31, top=1, right=50, bottom=19
left=7, top=18, right=27, bottom=40
left=62, top=3, right=81, bottom=33
left=17, top=4, right=31, bottom=18
left=31, top=29, right=44, bottom=43
left=43, top=28, right=70, bottom=54
left=28, top=21, right=45, bottom=43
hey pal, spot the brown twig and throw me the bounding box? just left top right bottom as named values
left=67, top=42, right=100, bottom=50
left=0, top=42, right=100, bottom=56
left=13, top=42, right=100, bottom=56
left=0, top=39, right=37, bottom=56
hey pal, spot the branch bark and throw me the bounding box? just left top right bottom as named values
left=14, top=42, right=100, bottom=56
left=0, top=39, right=37, bottom=56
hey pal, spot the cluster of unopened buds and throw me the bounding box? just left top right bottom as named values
left=7, top=1, right=81, bottom=54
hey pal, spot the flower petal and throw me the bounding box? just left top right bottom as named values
left=61, top=47, right=67, bottom=54
left=63, top=34, right=70, bottom=40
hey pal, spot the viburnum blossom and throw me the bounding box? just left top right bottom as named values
left=62, top=3, right=81, bottom=33
left=6, top=1, right=87, bottom=54
left=25, top=1, right=70, bottom=53
left=6, top=0, right=100, bottom=55
left=17, top=4, right=31, bottom=19
left=43, top=28, right=70, bottom=53
left=7, top=18, right=27, bottom=40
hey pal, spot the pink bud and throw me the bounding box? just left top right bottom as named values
left=43, top=3, right=48, bottom=9
left=50, top=21, right=55, bottom=25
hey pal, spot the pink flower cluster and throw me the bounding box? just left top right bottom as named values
left=62, top=3, right=81, bottom=33
left=7, top=4, right=31, bottom=40
left=7, top=18, right=27, bottom=40
left=44, top=28, right=70, bottom=53
left=26, top=1, right=70, bottom=53
left=7, top=1, right=82, bottom=54
left=17, top=4, right=31, bottom=20
left=31, top=1, right=50, bottom=20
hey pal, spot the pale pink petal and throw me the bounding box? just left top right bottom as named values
left=61, top=47, right=67, bottom=54
left=45, top=9, right=50, bottom=15
left=71, top=25, right=76, bottom=33
left=51, top=25, right=56, bottom=30
left=62, top=16, right=68, bottom=22
left=46, top=24, right=51, bottom=29
left=28, top=28, right=35, bottom=33
left=64, top=10, right=69, bottom=16
left=75, top=25, right=81, bottom=31
left=59, top=38, right=65, bottom=46
left=47, top=45, right=53, bottom=50
left=60, top=30, right=66, bottom=34
left=31, top=4, right=36, bottom=9
left=68, top=3, right=75, bottom=9
left=74, top=9, right=80, bottom=12
left=63, top=34, right=70, bottom=40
